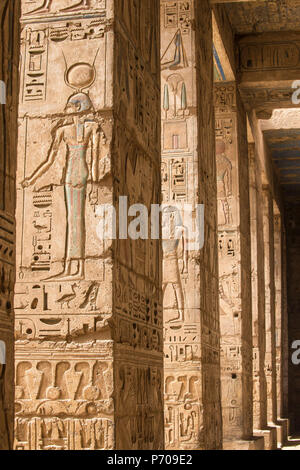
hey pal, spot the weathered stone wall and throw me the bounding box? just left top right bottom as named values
left=215, top=83, right=253, bottom=444
left=0, top=0, right=20, bottom=451
left=14, top=0, right=162, bottom=450
left=161, top=0, right=222, bottom=450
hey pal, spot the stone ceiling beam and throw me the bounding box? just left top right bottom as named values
left=236, top=33, right=300, bottom=113
left=237, top=32, right=300, bottom=85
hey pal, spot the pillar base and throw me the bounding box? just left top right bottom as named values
left=254, top=427, right=277, bottom=450
left=276, top=419, right=289, bottom=448
left=223, top=437, right=264, bottom=450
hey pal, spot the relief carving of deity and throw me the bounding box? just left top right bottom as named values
left=162, top=206, right=188, bottom=323
left=216, top=140, right=232, bottom=226
left=22, top=61, right=104, bottom=281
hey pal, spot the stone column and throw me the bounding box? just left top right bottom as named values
left=249, top=143, right=277, bottom=449
left=15, top=0, right=163, bottom=450
left=215, top=83, right=263, bottom=450
left=274, top=208, right=289, bottom=446
left=0, top=0, right=20, bottom=450
left=281, top=227, right=289, bottom=422
left=161, top=0, right=222, bottom=450
left=262, top=189, right=278, bottom=431
left=248, top=143, right=267, bottom=431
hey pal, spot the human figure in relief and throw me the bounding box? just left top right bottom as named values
left=22, top=92, right=100, bottom=281
left=162, top=206, right=188, bottom=323
left=216, top=140, right=232, bottom=225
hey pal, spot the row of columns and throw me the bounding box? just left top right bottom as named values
left=214, top=82, right=289, bottom=449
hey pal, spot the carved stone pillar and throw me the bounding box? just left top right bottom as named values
left=249, top=144, right=277, bottom=449
left=161, top=0, right=222, bottom=450
left=15, top=0, right=163, bottom=450
left=262, top=188, right=277, bottom=430
left=215, top=83, right=263, bottom=450
left=0, top=0, right=20, bottom=450
left=281, top=227, right=289, bottom=422
left=248, top=143, right=267, bottom=431
left=273, top=208, right=289, bottom=446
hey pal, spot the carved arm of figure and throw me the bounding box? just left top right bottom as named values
left=177, top=225, right=188, bottom=275
left=182, top=226, right=189, bottom=275
left=89, top=123, right=101, bottom=206
left=22, top=128, right=64, bottom=188
left=224, top=162, right=233, bottom=197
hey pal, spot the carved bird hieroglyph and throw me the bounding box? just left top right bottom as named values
left=56, top=284, right=78, bottom=309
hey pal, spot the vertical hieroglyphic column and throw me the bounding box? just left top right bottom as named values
left=0, top=0, right=20, bottom=450
left=262, top=189, right=277, bottom=428
left=15, top=0, right=162, bottom=450
left=215, top=84, right=262, bottom=449
left=161, top=0, right=222, bottom=450
left=248, top=143, right=268, bottom=434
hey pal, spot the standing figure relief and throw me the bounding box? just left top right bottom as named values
left=22, top=62, right=105, bottom=281
left=162, top=206, right=188, bottom=323
left=216, top=140, right=233, bottom=226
